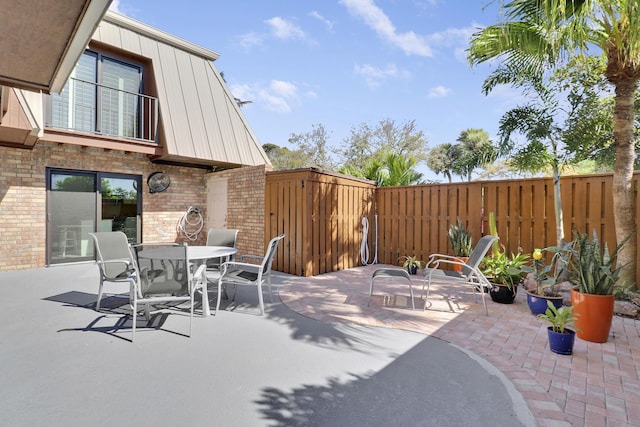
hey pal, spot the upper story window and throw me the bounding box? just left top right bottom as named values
left=47, top=50, right=157, bottom=143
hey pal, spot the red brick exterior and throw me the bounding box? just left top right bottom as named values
left=216, top=165, right=270, bottom=258
left=0, top=142, right=268, bottom=271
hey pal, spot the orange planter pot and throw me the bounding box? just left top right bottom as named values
left=571, top=289, right=615, bottom=343
left=452, top=257, right=468, bottom=272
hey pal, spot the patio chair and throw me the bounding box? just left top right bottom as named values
left=215, top=234, right=285, bottom=316
left=421, top=235, right=498, bottom=315
left=205, top=228, right=239, bottom=270
left=90, top=233, right=205, bottom=340
left=89, top=231, right=137, bottom=312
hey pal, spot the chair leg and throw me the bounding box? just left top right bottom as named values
left=216, top=279, right=222, bottom=315
left=408, top=281, right=415, bottom=310
left=257, top=284, right=265, bottom=316
left=423, top=275, right=433, bottom=310
left=367, top=278, right=375, bottom=306
left=96, top=278, right=104, bottom=312
left=132, top=298, right=137, bottom=342
left=267, top=276, right=273, bottom=303
left=189, top=293, right=194, bottom=337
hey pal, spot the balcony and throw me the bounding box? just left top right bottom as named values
left=46, top=77, right=158, bottom=143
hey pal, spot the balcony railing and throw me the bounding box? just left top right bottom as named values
left=47, top=77, right=158, bottom=143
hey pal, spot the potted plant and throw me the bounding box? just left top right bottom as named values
left=523, top=248, right=565, bottom=315
left=399, top=255, right=424, bottom=275
left=538, top=300, right=577, bottom=355
left=481, top=251, right=529, bottom=304
left=448, top=219, right=473, bottom=272
left=565, top=230, right=627, bottom=343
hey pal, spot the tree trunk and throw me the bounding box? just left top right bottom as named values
left=552, top=165, right=565, bottom=246
left=612, top=79, right=638, bottom=290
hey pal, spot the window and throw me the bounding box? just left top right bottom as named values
left=49, top=51, right=144, bottom=139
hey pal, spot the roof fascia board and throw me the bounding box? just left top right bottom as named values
left=103, top=10, right=220, bottom=61
left=50, top=0, right=113, bottom=93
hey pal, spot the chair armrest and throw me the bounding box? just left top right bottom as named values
left=238, top=254, right=264, bottom=264
left=98, top=259, right=134, bottom=271
left=426, top=253, right=461, bottom=268
left=219, top=261, right=261, bottom=276
left=429, top=258, right=467, bottom=270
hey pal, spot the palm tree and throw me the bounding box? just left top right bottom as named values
left=426, top=143, right=457, bottom=183
left=468, top=0, right=640, bottom=289
left=344, top=152, right=424, bottom=186
left=452, top=128, right=496, bottom=182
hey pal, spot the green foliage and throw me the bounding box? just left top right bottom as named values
left=425, top=143, right=456, bottom=183
left=538, top=300, right=576, bottom=334
left=524, top=247, right=565, bottom=296
left=287, top=123, right=336, bottom=170
left=452, top=128, right=496, bottom=182
left=448, top=219, right=473, bottom=257
left=481, top=251, right=530, bottom=290
left=339, top=118, right=428, bottom=173
left=488, top=212, right=501, bottom=254
left=563, top=230, right=628, bottom=295
left=399, top=255, right=424, bottom=269
left=340, top=151, right=424, bottom=187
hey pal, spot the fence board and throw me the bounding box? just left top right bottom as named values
left=266, top=170, right=639, bottom=279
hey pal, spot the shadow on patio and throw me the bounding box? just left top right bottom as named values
left=278, top=264, right=640, bottom=427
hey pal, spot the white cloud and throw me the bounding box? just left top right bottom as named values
left=230, top=80, right=302, bottom=113
left=354, top=63, right=410, bottom=88
left=265, top=17, right=306, bottom=40
left=309, top=11, right=334, bottom=31
left=339, top=0, right=432, bottom=57
left=237, top=32, right=264, bottom=49
left=427, top=85, right=452, bottom=98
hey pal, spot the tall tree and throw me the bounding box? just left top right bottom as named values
left=287, top=123, right=336, bottom=170
left=340, top=118, right=428, bottom=172
left=468, top=0, right=640, bottom=289
left=452, top=128, right=496, bottom=181
left=426, top=143, right=457, bottom=183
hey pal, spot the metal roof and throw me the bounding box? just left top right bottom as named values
left=92, top=11, right=271, bottom=169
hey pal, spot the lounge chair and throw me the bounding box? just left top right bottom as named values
left=421, top=235, right=498, bottom=315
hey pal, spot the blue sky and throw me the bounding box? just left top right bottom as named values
left=111, top=0, right=524, bottom=181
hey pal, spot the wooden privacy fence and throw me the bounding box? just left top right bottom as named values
left=265, top=169, right=376, bottom=276
left=266, top=169, right=639, bottom=279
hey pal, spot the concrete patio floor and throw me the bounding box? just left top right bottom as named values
left=2, top=262, right=638, bottom=426
left=0, top=263, right=533, bottom=427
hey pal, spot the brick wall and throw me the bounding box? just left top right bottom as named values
left=215, top=165, right=270, bottom=258
left=0, top=142, right=215, bottom=271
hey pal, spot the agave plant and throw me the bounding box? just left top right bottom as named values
left=448, top=219, right=473, bottom=257
left=564, top=230, right=627, bottom=295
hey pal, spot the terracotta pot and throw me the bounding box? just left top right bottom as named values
left=571, top=289, right=614, bottom=343
left=452, top=257, right=468, bottom=272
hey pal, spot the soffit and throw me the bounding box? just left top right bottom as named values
left=0, top=0, right=111, bottom=93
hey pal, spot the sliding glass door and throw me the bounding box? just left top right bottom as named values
left=47, top=169, right=141, bottom=265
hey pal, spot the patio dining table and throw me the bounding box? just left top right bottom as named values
left=137, top=245, right=237, bottom=316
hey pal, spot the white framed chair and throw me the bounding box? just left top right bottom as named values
left=90, top=232, right=205, bottom=341
left=89, top=231, right=137, bottom=312
left=205, top=228, right=239, bottom=270
left=216, top=234, right=285, bottom=316
left=421, top=235, right=498, bottom=315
